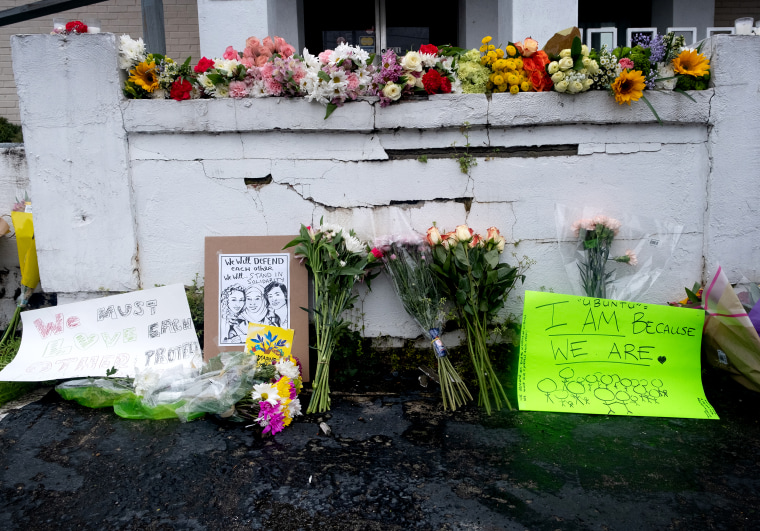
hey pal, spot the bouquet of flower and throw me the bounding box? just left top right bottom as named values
left=427, top=224, right=525, bottom=414
left=120, top=35, right=196, bottom=100
left=195, top=50, right=248, bottom=99
left=375, top=235, right=472, bottom=410
left=284, top=220, right=379, bottom=413
left=479, top=36, right=531, bottom=94
left=411, top=45, right=461, bottom=95
left=301, top=43, right=375, bottom=119
left=455, top=48, right=491, bottom=93
left=246, top=52, right=307, bottom=98
left=547, top=37, right=598, bottom=94
left=372, top=49, right=414, bottom=106
left=244, top=350, right=302, bottom=435
left=572, top=215, right=637, bottom=298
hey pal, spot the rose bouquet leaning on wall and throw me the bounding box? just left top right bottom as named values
left=427, top=225, right=527, bottom=414
left=284, top=220, right=380, bottom=414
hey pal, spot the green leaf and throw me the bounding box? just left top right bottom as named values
left=282, top=236, right=302, bottom=249
left=317, top=70, right=330, bottom=82
left=571, top=36, right=582, bottom=58
left=324, top=103, right=338, bottom=120
left=454, top=245, right=469, bottom=268
left=573, top=58, right=585, bottom=71
left=484, top=249, right=499, bottom=269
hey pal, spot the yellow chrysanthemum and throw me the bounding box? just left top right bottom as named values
left=487, top=51, right=497, bottom=60
left=521, top=81, right=531, bottom=92
left=510, top=84, right=519, bottom=94
left=488, top=44, right=495, bottom=51
left=672, top=49, right=710, bottom=77
left=479, top=45, right=487, bottom=53
left=612, top=69, right=646, bottom=105
left=515, top=57, right=524, bottom=69
left=507, top=73, right=519, bottom=85
left=506, top=45, right=517, bottom=56
left=275, top=376, right=292, bottom=399
left=493, top=74, right=504, bottom=85
left=129, top=61, right=159, bottom=93
left=495, top=48, right=505, bottom=58
left=482, top=36, right=492, bottom=44
left=504, top=58, right=516, bottom=70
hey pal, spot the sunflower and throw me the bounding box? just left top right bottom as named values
left=612, top=69, right=646, bottom=105
left=128, top=61, right=159, bottom=92
left=672, top=49, right=710, bottom=77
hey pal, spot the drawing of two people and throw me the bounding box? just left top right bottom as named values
left=220, top=281, right=289, bottom=343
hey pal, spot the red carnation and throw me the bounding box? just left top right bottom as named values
left=65, top=20, right=88, bottom=33
left=422, top=69, right=442, bottom=94
left=419, top=44, right=438, bottom=55
left=440, top=76, right=452, bottom=94
left=194, top=57, right=215, bottom=74
left=170, top=79, right=193, bottom=101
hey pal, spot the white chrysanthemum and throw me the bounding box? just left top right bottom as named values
left=420, top=53, right=438, bottom=69
left=301, top=49, right=320, bottom=69
left=287, top=398, right=302, bottom=417
left=276, top=358, right=300, bottom=380
left=214, top=58, right=241, bottom=73
left=249, top=80, right=268, bottom=98
left=252, top=382, right=281, bottom=406
left=197, top=73, right=215, bottom=90
left=215, top=85, right=230, bottom=98
left=344, top=233, right=365, bottom=254
left=118, top=35, right=146, bottom=69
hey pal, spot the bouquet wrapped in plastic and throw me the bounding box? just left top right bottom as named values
left=374, top=234, right=472, bottom=411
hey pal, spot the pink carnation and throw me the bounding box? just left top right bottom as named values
left=318, top=50, right=333, bottom=64
left=618, top=58, right=634, bottom=70
left=229, top=80, right=248, bottom=99
left=347, top=73, right=360, bottom=91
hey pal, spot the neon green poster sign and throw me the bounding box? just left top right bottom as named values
left=518, top=291, right=718, bottom=419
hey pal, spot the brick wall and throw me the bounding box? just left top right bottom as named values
left=0, top=0, right=201, bottom=124
left=714, top=0, right=760, bottom=27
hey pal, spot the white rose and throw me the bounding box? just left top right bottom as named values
left=586, top=60, right=600, bottom=75
left=555, top=80, right=569, bottom=93
left=401, top=51, right=423, bottom=72
left=559, top=49, right=572, bottom=58
left=558, top=57, right=574, bottom=70
left=382, top=82, right=402, bottom=101
left=405, top=74, right=417, bottom=87
left=551, top=71, right=565, bottom=84
left=583, top=78, right=594, bottom=90
left=581, top=44, right=589, bottom=56
left=655, top=62, right=677, bottom=90
left=547, top=61, right=559, bottom=75
left=568, top=80, right=583, bottom=94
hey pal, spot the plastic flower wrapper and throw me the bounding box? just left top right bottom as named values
left=283, top=218, right=380, bottom=413
left=428, top=223, right=527, bottom=414
left=0, top=203, right=40, bottom=352
left=373, top=232, right=472, bottom=411
left=556, top=204, right=682, bottom=301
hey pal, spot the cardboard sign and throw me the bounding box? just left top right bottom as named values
left=204, top=236, right=309, bottom=381
left=245, top=323, right=295, bottom=367
left=518, top=291, right=717, bottom=419
left=0, top=284, right=200, bottom=382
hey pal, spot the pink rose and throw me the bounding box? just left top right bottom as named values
left=521, top=37, right=539, bottom=57
left=426, top=226, right=442, bottom=246
left=262, top=36, right=276, bottom=54
left=240, top=57, right=255, bottom=68
left=245, top=36, right=260, bottom=50
left=485, top=226, right=501, bottom=242
left=255, top=54, right=270, bottom=67
left=223, top=46, right=239, bottom=60
left=318, top=50, right=333, bottom=64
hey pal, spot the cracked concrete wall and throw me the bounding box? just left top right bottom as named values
left=9, top=33, right=760, bottom=341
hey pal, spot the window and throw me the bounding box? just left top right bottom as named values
left=303, top=0, right=459, bottom=55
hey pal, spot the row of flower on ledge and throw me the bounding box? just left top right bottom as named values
left=118, top=28, right=711, bottom=119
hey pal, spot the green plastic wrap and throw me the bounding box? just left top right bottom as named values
left=112, top=395, right=205, bottom=421
left=56, top=378, right=136, bottom=408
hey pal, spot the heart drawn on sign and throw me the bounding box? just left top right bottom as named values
left=74, top=333, right=99, bottom=350
left=658, top=356, right=667, bottom=364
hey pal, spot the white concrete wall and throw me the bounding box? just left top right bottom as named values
left=0, top=144, right=28, bottom=326
left=9, top=33, right=760, bottom=343
left=196, top=0, right=270, bottom=58
left=498, top=0, right=578, bottom=45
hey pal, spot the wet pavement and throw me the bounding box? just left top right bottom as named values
left=0, top=369, right=759, bottom=530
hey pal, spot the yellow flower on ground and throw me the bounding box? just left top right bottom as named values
left=612, top=69, right=646, bottom=105
left=129, top=61, right=159, bottom=92
left=672, top=49, right=710, bottom=77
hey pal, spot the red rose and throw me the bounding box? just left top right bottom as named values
left=419, top=44, right=438, bottom=55
left=65, top=21, right=88, bottom=33
left=194, top=57, right=215, bottom=73
left=440, top=76, right=452, bottom=93
left=170, top=79, right=193, bottom=101
left=522, top=50, right=553, bottom=92
left=422, top=69, right=442, bottom=94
